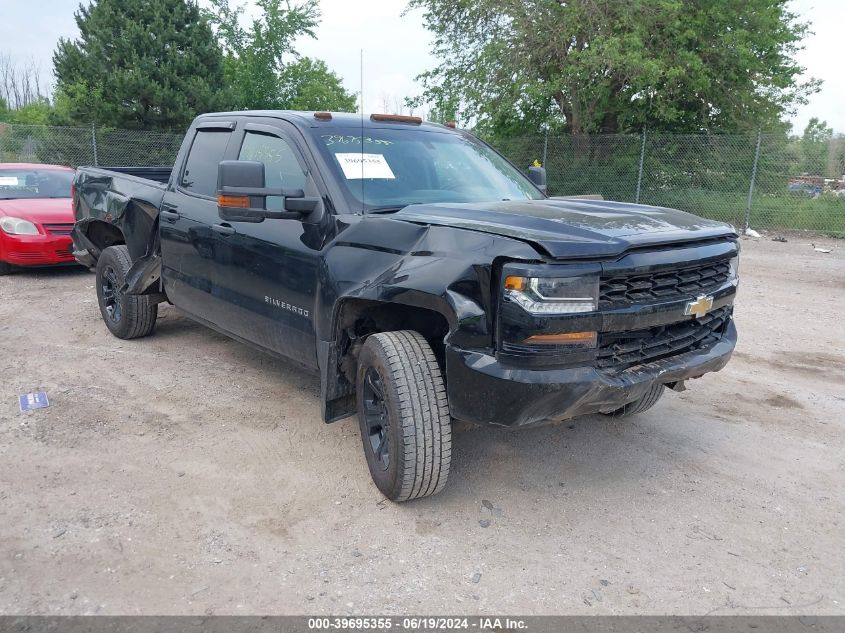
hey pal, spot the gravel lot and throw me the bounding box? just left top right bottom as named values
left=1, top=236, right=843, bottom=615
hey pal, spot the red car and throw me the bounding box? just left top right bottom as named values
left=0, top=163, right=78, bottom=275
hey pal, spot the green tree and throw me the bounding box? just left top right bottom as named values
left=799, top=117, right=833, bottom=176
left=52, top=0, right=226, bottom=129
left=832, top=135, right=845, bottom=180
left=207, top=0, right=356, bottom=111
left=6, top=100, right=53, bottom=125
left=279, top=58, right=357, bottom=111
left=409, top=0, right=820, bottom=137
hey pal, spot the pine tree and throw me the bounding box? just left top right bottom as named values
left=52, top=0, right=227, bottom=129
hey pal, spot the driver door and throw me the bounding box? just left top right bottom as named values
left=210, top=121, right=324, bottom=369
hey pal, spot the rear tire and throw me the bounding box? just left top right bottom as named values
left=604, top=384, right=665, bottom=418
left=356, top=330, right=452, bottom=502
left=0, top=261, right=12, bottom=276
left=95, top=245, right=157, bottom=339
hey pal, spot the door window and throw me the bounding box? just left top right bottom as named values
left=181, top=130, right=232, bottom=197
left=239, top=132, right=307, bottom=210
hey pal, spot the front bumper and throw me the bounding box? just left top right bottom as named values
left=0, top=232, right=78, bottom=267
left=446, top=320, right=737, bottom=427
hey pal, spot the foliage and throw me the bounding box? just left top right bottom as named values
left=798, top=117, right=833, bottom=175
left=4, top=100, right=53, bottom=125
left=279, top=58, right=358, bottom=112
left=409, top=0, right=820, bottom=138
left=206, top=0, right=356, bottom=111
left=51, top=0, right=227, bottom=129
left=0, top=97, right=53, bottom=125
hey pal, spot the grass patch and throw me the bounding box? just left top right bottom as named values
left=636, top=189, right=845, bottom=232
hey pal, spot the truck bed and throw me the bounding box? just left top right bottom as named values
left=87, top=165, right=173, bottom=184
left=72, top=166, right=171, bottom=264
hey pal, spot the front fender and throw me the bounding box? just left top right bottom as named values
left=317, top=216, right=538, bottom=344
left=314, top=216, right=542, bottom=422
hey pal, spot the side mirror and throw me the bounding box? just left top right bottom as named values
left=217, top=160, right=319, bottom=222
left=527, top=166, right=547, bottom=194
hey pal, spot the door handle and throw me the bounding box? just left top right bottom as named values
left=160, top=209, right=180, bottom=222
left=212, top=223, right=236, bottom=236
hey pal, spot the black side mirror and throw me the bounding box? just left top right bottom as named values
left=527, top=166, right=547, bottom=194
left=217, top=160, right=319, bottom=222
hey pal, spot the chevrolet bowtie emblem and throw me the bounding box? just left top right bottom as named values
left=684, top=294, right=714, bottom=318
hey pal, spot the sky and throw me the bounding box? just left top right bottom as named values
left=2, top=0, right=842, bottom=133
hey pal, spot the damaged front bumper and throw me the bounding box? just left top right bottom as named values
left=446, top=320, right=736, bottom=427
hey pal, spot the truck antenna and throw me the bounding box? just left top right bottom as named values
left=360, top=48, right=364, bottom=213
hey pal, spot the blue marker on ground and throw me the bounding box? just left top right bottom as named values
left=19, top=392, right=49, bottom=412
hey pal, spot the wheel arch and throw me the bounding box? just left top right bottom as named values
left=76, top=219, right=126, bottom=259
left=317, top=296, right=454, bottom=424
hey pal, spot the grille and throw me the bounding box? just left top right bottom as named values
left=597, top=306, right=731, bottom=371
left=7, top=251, right=45, bottom=261
left=600, top=258, right=732, bottom=307
left=44, top=223, right=74, bottom=235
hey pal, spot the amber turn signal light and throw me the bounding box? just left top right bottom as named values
left=217, top=194, right=250, bottom=208
left=504, top=275, right=526, bottom=290
left=524, top=331, right=597, bottom=346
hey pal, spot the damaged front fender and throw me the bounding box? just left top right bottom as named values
left=315, top=215, right=541, bottom=422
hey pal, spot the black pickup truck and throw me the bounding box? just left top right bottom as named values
left=71, top=111, right=739, bottom=501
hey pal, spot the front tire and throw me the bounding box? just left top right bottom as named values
left=604, top=383, right=665, bottom=418
left=356, top=330, right=452, bottom=502
left=0, top=261, right=12, bottom=276
left=95, top=245, right=157, bottom=339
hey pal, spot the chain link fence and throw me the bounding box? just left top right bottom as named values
left=495, top=131, right=845, bottom=233
left=1, top=122, right=843, bottom=233
left=0, top=123, right=183, bottom=170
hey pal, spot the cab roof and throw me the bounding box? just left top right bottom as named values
left=195, top=110, right=455, bottom=132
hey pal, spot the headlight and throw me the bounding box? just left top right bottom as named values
left=729, top=256, right=739, bottom=282
left=504, top=274, right=599, bottom=315
left=0, top=217, right=39, bottom=235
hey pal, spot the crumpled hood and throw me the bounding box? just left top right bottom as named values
left=0, top=197, right=74, bottom=225
left=392, top=198, right=737, bottom=258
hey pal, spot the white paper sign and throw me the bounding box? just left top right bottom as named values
left=335, top=153, right=396, bottom=180
left=0, top=177, right=19, bottom=186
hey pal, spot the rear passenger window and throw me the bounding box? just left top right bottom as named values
left=181, top=130, right=231, bottom=197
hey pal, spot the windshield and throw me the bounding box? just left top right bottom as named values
left=314, top=127, right=544, bottom=211
left=0, top=168, right=74, bottom=200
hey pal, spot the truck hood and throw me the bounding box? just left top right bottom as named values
left=392, top=199, right=737, bottom=258
left=0, top=197, right=74, bottom=224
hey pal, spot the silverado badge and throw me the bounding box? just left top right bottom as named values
left=684, top=294, right=714, bottom=318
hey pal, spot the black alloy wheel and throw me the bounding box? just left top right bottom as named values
left=361, top=366, right=391, bottom=470
left=100, top=265, right=123, bottom=323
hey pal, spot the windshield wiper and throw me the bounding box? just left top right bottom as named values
left=367, top=202, right=430, bottom=214
left=367, top=205, right=413, bottom=214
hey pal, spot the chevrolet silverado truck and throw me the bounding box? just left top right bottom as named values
left=71, top=111, right=739, bottom=501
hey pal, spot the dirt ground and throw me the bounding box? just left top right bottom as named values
left=0, top=236, right=843, bottom=616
